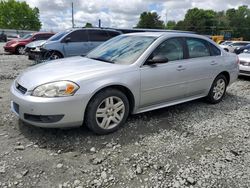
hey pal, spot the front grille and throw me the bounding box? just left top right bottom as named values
left=16, top=83, right=27, bottom=94
left=240, top=70, right=250, bottom=75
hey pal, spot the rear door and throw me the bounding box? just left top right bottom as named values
left=183, top=37, right=223, bottom=97
left=88, top=30, right=110, bottom=51
left=63, top=30, right=89, bottom=57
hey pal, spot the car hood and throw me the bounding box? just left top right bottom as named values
left=16, top=57, right=128, bottom=90
left=238, top=53, right=250, bottom=62
left=26, top=40, right=46, bottom=48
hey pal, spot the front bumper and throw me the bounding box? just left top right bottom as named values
left=239, top=65, right=250, bottom=76
left=4, top=46, right=16, bottom=53
left=10, top=83, right=87, bottom=128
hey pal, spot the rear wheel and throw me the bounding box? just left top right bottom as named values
left=206, top=74, right=227, bottom=104
left=85, top=89, right=129, bottom=134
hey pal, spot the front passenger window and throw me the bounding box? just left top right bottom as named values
left=152, top=38, right=184, bottom=62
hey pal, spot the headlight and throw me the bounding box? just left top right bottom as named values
left=32, top=81, right=79, bottom=97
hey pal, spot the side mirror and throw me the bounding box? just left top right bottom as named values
left=147, top=55, right=168, bottom=65
left=63, top=37, right=71, bottom=43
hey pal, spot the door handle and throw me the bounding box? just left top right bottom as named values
left=177, top=65, right=186, bottom=71
left=210, top=61, right=218, bottom=65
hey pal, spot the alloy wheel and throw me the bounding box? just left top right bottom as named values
left=95, top=96, right=125, bottom=129
left=213, top=78, right=226, bottom=100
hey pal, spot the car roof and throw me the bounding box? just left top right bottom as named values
left=124, top=32, right=210, bottom=40
left=33, top=32, right=55, bottom=35
left=71, top=28, right=121, bottom=33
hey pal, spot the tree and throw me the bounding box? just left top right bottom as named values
left=0, top=0, right=41, bottom=30
left=84, top=22, right=93, bottom=28
left=176, top=8, right=218, bottom=35
left=136, top=12, right=164, bottom=29
left=165, top=20, right=176, bottom=30
left=226, top=6, right=250, bottom=40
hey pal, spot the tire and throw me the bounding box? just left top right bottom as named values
left=16, top=46, right=25, bottom=55
left=44, top=51, right=62, bottom=60
left=206, top=74, right=228, bottom=104
left=85, top=89, right=130, bottom=135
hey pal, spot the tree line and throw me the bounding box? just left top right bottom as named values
left=136, top=5, right=250, bottom=40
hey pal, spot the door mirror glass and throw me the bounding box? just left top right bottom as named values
left=147, top=55, right=168, bottom=65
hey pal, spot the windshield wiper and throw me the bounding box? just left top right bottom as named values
left=87, top=57, right=114, bottom=64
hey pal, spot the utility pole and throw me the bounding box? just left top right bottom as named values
left=72, top=2, right=75, bottom=28
left=98, top=19, right=101, bottom=28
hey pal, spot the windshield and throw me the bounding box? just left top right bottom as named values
left=48, top=30, right=70, bottom=41
left=22, top=33, right=33, bottom=39
left=86, top=35, right=156, bottom=65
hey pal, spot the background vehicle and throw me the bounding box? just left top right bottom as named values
left=221, top=41, right=250, bottom=52
left=0, top=31, right=7, bottom=42
left=234, top=44, right=250, bottom=54
left=40, top=28, right=122, bottom=60
left=3, top=32, right=54, bottom=54
left=238, top=50, right=250, bottom=76
left=11, top=33, right=239, bottom=134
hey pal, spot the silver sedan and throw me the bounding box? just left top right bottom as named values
left=238, top=50, right=250, bottom=76
left=10, top=32, right=239, bottom=134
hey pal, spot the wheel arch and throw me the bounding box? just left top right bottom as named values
left=86, top=84, right=136, bottom=114
left=48, top=50, right=64, bottom=58
left=218, top=71, right=230, bottom=85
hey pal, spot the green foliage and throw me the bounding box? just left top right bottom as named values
left=165, top=20, right=176, bottom=30
left=174, top=8, right=218, bottom=35
left=174, top=6, right=250, bottom=40
left=85, top=22, right=93, bottom=28
left=136, top=12, right=164, bottom=29
left=0, top=0, right=41, bottom=30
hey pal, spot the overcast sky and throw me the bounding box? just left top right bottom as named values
left=20, top=0, right=250, bottom=31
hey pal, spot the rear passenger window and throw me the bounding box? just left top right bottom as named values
left=153, top=38, right=184, bottom=62
left=66, top=30, right=88, bottom=42
left=209, top=43, right=221, bottom=56
left=186, top=38, right=210, bottom=58
left=88, top=30, right=110, bottom=41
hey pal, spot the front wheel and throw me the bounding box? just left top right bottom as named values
left=206, top=74, right=227, bottom=104
left=85, top=89, right=129, bottom=135
left=16, top=46, right=25, bottom=55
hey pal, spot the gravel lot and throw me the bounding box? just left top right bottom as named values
left=0, top=42, right=250, bottom=188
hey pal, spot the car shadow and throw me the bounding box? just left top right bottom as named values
left=18, top=93, right=249, bottom=153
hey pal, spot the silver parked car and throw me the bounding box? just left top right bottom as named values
left=11, top=32, right=239, bottom=134
left=39, top=28, right=121, bottom=59
left=238, top=50, right=250, bottom=76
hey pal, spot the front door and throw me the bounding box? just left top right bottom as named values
left=63, top=30, right=89, bottom=57
left=140, top=38, right=189, bottom=108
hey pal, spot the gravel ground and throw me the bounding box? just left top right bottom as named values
left=0, top=42, right=250, bottom=188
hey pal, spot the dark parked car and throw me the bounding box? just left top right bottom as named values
left=0, top=31, right=7, bottom=42
left=3, top=32, right=54, bottom=55
left=234, top=44, right=250, bottom=54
